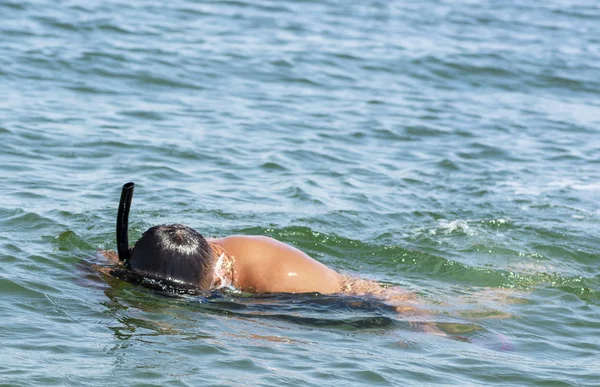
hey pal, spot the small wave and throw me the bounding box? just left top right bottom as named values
left=259, top=161, right=289, bottom=172
left=1, top=1, right=25, bottom=10
left=409, top=218, right=513, bottom=238
left=412, top=54, right=517, bottom=84
left=52, top=230, right=94, bottom=252
left=0, top=208, right=58, bottom=233
left=405, top=124, right=452, bottom=137
left=0, top=277, right=49, bottom=299
left=119, top=110, right=166, bottom=121
left=456, top=147, right=509, bottom=161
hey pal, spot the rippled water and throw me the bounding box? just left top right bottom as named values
left=1, top=0, right=599, bottom=385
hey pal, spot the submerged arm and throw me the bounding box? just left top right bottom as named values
left=99, top=249, right=121, bottom=265
left=92, top=249, right=124, bottom=276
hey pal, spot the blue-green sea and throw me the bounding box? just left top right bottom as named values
left=1, top=0, right=599, bottom=385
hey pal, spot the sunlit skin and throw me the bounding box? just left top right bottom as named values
left=210, top=235, right=342, bottom=294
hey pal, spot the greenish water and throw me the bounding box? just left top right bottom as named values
left=1, top=0, right=599, bottom=385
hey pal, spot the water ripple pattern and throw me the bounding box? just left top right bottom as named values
left=1, top=0, right=599, bottom=386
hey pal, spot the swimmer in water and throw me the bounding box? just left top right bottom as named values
left=99, top=183, right=522, bottom=345
left=99, top=182, right=414, bottom=307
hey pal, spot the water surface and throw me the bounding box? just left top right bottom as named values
left=1, top=0, right=599, bottom=385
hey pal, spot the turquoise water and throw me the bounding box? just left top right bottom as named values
left=1, top=0, right=599, bottom=385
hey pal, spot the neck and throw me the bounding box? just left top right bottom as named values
left=208, top=241, right=236, bottom=289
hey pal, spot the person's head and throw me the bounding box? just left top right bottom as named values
left=126, top=224, right=215, bottom=290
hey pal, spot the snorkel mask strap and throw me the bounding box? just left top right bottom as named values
left=116, top=182, right=135, bottom=263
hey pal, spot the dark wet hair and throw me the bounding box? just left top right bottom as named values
left=117, top=224, right=215, bottom=291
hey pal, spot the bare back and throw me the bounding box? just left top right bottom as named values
left=211, top=235, right=342, bottom=294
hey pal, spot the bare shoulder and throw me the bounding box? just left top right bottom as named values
left=216, top=235, right=283, bottom=246
left=215, top=235, right=302, bottom=257
left=215, top=235, right=341, bottom=293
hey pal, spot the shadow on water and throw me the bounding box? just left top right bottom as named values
left=80, top=259, right=488, bottom=345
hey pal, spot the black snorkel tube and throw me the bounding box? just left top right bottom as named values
left=112, top=182, right=211, bottom=296
left=116, top=182, right=135, bottom=263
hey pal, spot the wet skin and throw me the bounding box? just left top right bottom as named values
left=209, top=235, right=342, bottom=294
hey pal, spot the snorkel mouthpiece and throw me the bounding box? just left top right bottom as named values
left=116, top=182, right=135, bottom=263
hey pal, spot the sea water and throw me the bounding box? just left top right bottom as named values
left=1, top=0, right=599, bottom=385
